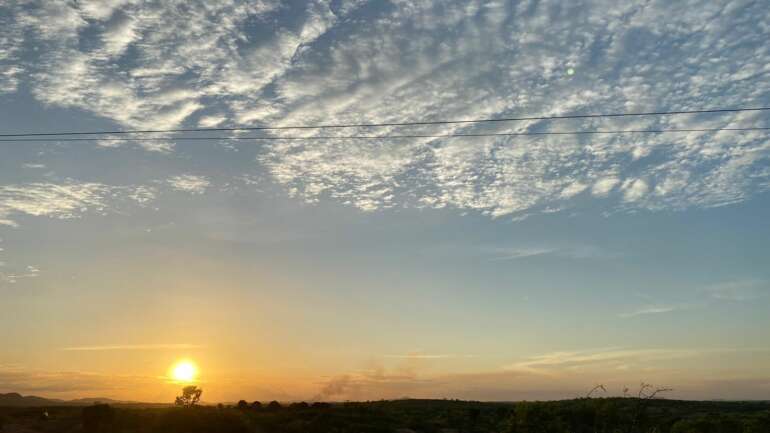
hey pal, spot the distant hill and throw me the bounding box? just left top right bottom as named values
left=0, top=392, right=56, bottom=407
left=0, top=392, right=127, bottom=407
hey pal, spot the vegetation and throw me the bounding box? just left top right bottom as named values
left=82, top=404, right=115, bottom=433
left=174, top=386, right=203, bottom=408
left=0, top=396, right=768, bottom=433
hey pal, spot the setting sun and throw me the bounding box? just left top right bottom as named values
left=170, top=361, right=198, bottom=383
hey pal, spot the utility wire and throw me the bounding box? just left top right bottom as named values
left=0, top=107, right=768, bottom=137
left=1, top=127, right=768, bottom=142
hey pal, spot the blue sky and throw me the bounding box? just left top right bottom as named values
left=0, top=0, right=769, bottom=402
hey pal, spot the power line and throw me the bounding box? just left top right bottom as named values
left=1, top=127, right=768, bottom=142
left=0, top=107, right=768, bottom=138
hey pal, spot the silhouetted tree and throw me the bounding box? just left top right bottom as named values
left=175, top=386, right=203, bottom=407
left=267, top=400, right=282, bottom=410
left=290, top=401, right=310, bottom=410
left=237, top=400, right=248, bottom=410
left=250, top=401, right=262, bottom=410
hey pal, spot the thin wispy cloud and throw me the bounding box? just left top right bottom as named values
left=0, top=365, right=161, bottom=396
left=61, top=344, right=204, bottom=352
left=0, top=265, right=40, bottom=284
left=489, top=247, right=557, bottom=261
left=313, top=347, right=770, bottom=401
left=384, top=354, right=477, bottom=360
left=620, top=279, right=769, bottom=319
left=489, top=245, right=612, bottom=261
left=504, top=348, right=697, bottom=373
left=704, top=280, right=768, bottom=302
left=617, top=305, right=684, bottom=318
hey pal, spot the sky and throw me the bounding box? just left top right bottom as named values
left=0, top=0, right=769, bottom=403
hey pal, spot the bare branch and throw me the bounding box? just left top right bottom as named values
left=586, top=384, right=607, bottom=398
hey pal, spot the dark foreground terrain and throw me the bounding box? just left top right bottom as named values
left=1, top=398, right=769, bottom=433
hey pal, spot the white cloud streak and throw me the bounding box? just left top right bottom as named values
left=0, top=364, right=161, bottom=397
left=489, top=245, right=611, bottom=261
left=704, top=280, right=768, bottom=302
left=61, top=344, right=204, bottom=352
left=618, top=305, right=682, bottom=318
left=504, top=347, right=697, bottom=373
left=384, top=353, right=477, bottom=360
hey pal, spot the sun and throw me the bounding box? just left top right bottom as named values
left=170, top=360, right=198, bottom=383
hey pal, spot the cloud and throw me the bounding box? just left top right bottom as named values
left=247, top=1, right=770, bottom=217
left=198, top=114, right=227, bottom=128
left=0, top=181, right=167, bottom=278
left=592, top=177, right=621, bottom=197
left=0, top=365, right=160, bottom=397
left=384, top=353, right=477, bottom=360
left=621, top=178, right=649, bottom=202
left=490, top=247, right=557, bottom=260
left=2, top=0, right=769, bottom=218
left=704, top=280, right=768, bottom=302
left=61, top=344, right=204, bottom=352
left=167, top=175, right=210, bottom=194
left=620, top=279, right=769, bottom=318
left=0, top=264, right=40, bottom=284
left=560, top=182, right=589, bottom=199
left=100, top=14, right=138, bottom=57
left=504, top=348, right=697, bottom=373
left=489, top=244, right=611, bottom=261
left=617, top=305, right=683, bottom=318
left=0, top=2, right=25, bottom=94
left=0, top=238, right=41, bottom=284
left=310, top=346, right=769, bottom=401
left=0, top=182, right=112, bottom=227
left=311, top=368, right=580, bottom=402
left=0, top=181, right=164, bottom=228
left=127, top=186, right=157, bottom=204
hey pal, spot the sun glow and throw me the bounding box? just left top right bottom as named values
left=170, top=360, right=198, bottom=383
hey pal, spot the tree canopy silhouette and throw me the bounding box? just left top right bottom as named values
left=174, top=386, right=202, bottom=407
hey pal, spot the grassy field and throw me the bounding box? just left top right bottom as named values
left=1, top=398, right=769, bottom=433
